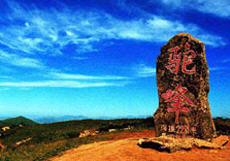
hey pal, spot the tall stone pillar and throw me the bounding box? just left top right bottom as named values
left=154, top=33, right=216, bottom=140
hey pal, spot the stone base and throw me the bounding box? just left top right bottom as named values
left=212, top=135, right=229, bottom=146
left=137, top=136, right=226, bottom=153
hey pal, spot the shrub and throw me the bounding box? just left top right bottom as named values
left=66, top=131, right=80, bottom=139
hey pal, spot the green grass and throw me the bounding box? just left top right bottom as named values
left=0, top=116, right=37, bottom=127
left=0, top=135, right=111, bottom=161
left=0, top=117, right=154, bottom=161
left=0, top=117, right=229, bottom=161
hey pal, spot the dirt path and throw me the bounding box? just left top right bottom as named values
left=49, top=130, right=230, bottom=161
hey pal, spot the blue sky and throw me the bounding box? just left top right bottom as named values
left=0, top=0, right=229, bottom=119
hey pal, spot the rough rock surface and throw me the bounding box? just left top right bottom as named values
left=212, top=135, right=229, bottom=146
left=79, top=129, right=99, bottom=138
left=154, top=33, right=216, bottom=140
left=138, top=136, right=222, bottom=153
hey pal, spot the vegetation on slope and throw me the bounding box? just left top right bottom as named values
left=0, top=116, right=229, bottom=161
left=0, top=116, right=37, bottom=127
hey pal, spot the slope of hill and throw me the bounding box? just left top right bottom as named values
left=0, top=117, right=154, bottom=161
left=0, top=117, right=229, bottom=161
left=0, top=116, right=38, bottom=127
left=50, top=136, right=230, bottom=161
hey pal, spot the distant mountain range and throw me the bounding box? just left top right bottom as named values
left=32, top=115, right=151, bottom=124
left=33, top=115, right=88, bottom=124
left=0, top=115, right=152, bottom=124
left=0, top=115, right=228, bottom=125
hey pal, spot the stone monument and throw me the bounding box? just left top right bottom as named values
left=154, top=33, right=216, bottom=140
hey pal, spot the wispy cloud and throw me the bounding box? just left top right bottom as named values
left=72, top=56, right=88, bottom=60
left=0, top=0, right=225, bottom=61
left=161, top=0, right=230, bottom=18
left=49, top=72, right=130, bottom=80
left=0, top=50, right=45, bottom=69
left=133, top=64, right=156, bottom=78
left=0, top=70, right=132, bottom=89
left=0, top=80, right=130, bottom=88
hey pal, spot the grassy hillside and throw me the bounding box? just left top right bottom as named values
left=0, top=117, right=154, bottom=161
left=0, top=117, right=229, bottom=161
left=0, top=116, right=37, bottom=127
left=1, top=117, right=154, bottom=146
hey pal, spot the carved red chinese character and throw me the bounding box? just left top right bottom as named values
left=182, top=42, right=196, bottom=74
left=166, top=42, right=196, bottom=74
left=161, top=84, right=196, bottom=124
left=166, top=46, right=181, bottom=74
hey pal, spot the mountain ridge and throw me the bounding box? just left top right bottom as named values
left=0, top=115, right=152, bottom=124
left=0, top=116, right=37, bottom=127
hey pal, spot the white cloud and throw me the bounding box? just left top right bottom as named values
left=133, top=64, right=156, bottom=78
left=0, top=50, right=45, bottom=69
left=161, top=0, right=230, bottom=18
left=198, top=34, right=226, bottom=47
left=73, top=56, right=88, bottom=60
left=147, top=17, right=177, bottom=29
left=75, top=44, right=97, bottom=54
left=0, top=70, right=133, bottom=89
left=49, top=72, right=130, bottom=80
left=10, top=57, right=44, bottom=69
left=0, top=0, right=225, bottom=60
left=0, top=80, right=130, bottom=88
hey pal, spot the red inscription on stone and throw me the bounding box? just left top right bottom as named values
left=166, top=42, right=196, bottom=74
left=161, top=84, right=196, bottom=124
left=166, top=46, right=181, bottom=74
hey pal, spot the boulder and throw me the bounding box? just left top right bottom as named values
left=212, top=135, right=229, bottom=146
left=138, top=136, right=222, bottom=153
left=154, top=33, right=216, bottom=140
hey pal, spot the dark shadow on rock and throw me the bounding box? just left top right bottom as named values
left=137, top=142, right=169, bottom=152
left=223, top=140, right=229, bottom=146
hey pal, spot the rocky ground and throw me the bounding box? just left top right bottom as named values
left=49, top=130, right=230, bottom=161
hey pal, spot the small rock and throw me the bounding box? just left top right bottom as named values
left=79, top=129, right=99, bottom=138
left=192, top=138, right=220, bottom=149
left=109, top=129, right=117, bottom=132
left=15, top=137, right=32, bottom=146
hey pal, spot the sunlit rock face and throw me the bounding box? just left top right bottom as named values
left=154, top=33, right=216, bottom=140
